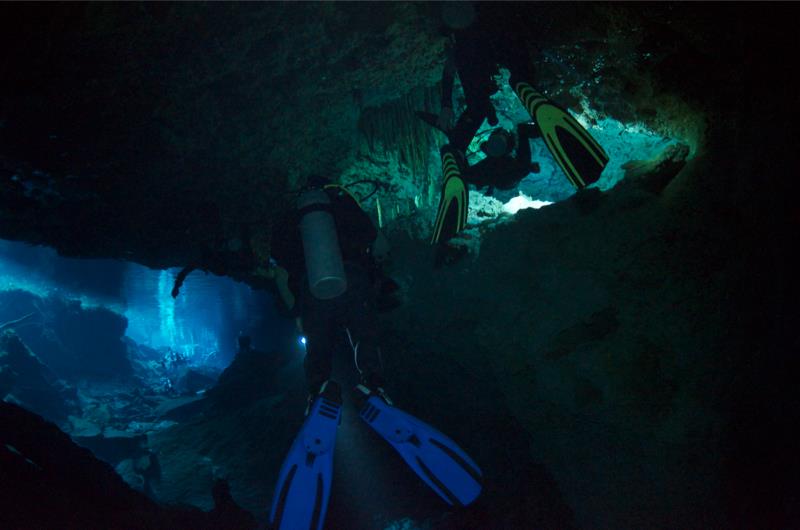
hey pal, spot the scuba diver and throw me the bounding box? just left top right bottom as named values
left=425, top=1, right=610, bottom=246
left=236, top=333, right=253, bottom=357
left=465, top=123, right=542, bottom=195
left=268, top=174, right=388, bottom=401
left=416, top=116, right=542, bottom=195
left=266, top=176, right=482, bottom=530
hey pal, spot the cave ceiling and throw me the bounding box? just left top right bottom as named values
left=0, top=2, right=784, bottom=287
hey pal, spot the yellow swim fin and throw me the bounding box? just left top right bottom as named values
left=514, top=82, right=609, bottom=189
left=431, top=147, right=468, bottom=245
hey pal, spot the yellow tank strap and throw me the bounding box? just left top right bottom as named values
left=323, top=183, right=362, bottom=209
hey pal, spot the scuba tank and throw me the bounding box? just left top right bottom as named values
left=297, top=187, right=347, bottom=300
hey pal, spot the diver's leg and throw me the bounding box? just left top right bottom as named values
left=340, top=264, right=385, bottom=389
left=448, top=103, right=486, bottom=154
left=516, top=122, right=534, bottom=162
left=462, top=158, right=491, bottom=189
left=301, top=296, right=335, bottom=395
left=505, top=42, right=542, bottom=122
left=504, top=32, right=537, bottom=91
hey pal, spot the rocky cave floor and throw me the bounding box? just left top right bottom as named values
left=0, top=305, right=220, bottom=495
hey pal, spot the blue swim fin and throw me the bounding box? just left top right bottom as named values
left=269, top=382, right=342, bottom=530
left=359, top=392, right=482, bottom=507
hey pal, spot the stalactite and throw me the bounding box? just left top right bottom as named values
left=357, top=85, right=446, bottom=205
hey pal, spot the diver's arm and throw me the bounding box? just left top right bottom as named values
left=272, top=265, right=296, bottom=312
left=267, top=208, right=302, bottom=316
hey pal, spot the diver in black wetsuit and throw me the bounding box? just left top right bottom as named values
left=424, top=2, right=608, bottom=252
left=268, top=176, right=395, bottom=404
left=432, top=2, right=536, bottom=154
left=422, top=2, right=542, bottom=251
left=267, top=179, right=483, bottom=529
left=463, top=122, right=541, bottom=195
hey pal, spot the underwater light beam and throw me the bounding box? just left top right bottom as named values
left=503, top=193, right=552, bottom=215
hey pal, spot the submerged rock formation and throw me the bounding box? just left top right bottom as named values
left=0, top=290, right=131, bottom=382
left=0, top=400, right=256, bottom=530
left=0, top=329, right=76, bottom=425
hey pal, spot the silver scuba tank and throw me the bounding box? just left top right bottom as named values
left=297, top=188, right=347, bottom=300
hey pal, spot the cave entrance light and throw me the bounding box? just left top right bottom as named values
left=457, top=71, right=682, bottom=226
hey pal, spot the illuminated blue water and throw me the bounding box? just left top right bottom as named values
left=122, top=265, right=264, bottom=366
left=0, top=240, right=285, bottom=368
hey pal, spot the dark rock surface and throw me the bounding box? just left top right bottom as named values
left=147, top=345, right=304, bottom=515
left=381, top=132, right=796, bottom=528
left=0, top=329, right=77, bottom=424
left=0, top=400, right=256, bottom=530
left=0, top=2, right=444, bottom=277
left=0, top=290, right=131, bottom=381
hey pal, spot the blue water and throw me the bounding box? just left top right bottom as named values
left=0, top=239, right=286, bottom=368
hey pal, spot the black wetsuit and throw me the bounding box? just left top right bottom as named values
left=270, top=186, right=384, bottom=394
left=442, top=4, right=536, bottom=153
left=462, top=123, right=540, bottom=192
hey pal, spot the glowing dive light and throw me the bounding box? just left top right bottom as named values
left=299, top=336, right=307, bottom=346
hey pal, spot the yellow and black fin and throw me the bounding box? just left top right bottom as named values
left=431, top=148, right=468, bottom=245
left=514, top=82, right=609, bottom=189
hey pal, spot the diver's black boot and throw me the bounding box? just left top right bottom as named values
left=354, top=372, right=393, bottom=410
left=517, top=121, right=541, bottom=140
left=305, top=379, right=342, bottom=416
left=354, top=384, right=393, bottom=410
left=440, top=144, right=468, bottom=174
left=487, top=105, right=498, bottom=126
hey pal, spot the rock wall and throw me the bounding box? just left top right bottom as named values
left=0, top=290, right=130, bottom=381
left=379, top=144, right=795, bottom=528
left=0, top=400, right=256, bottom=530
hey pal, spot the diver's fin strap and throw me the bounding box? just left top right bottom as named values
left=345, top=327, right=361, bottom=374
left=355, top=383, right=393, bottom=407
left=513, top=82, right=609, bottom=189
left=430, top=149, right=468, bottom=245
